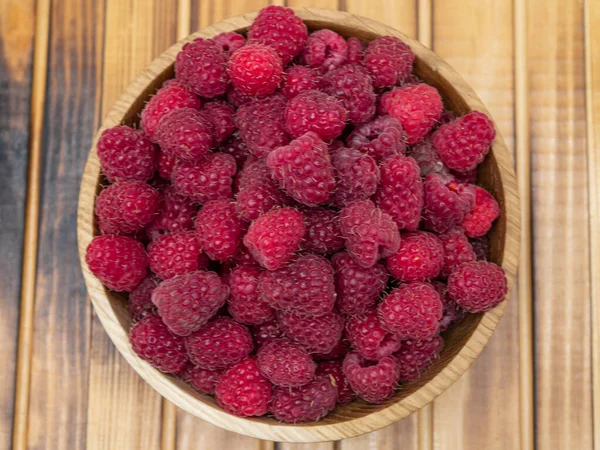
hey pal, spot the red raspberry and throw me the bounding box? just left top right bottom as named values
left=278, top=310, right=344, bottom=354
left=301, top=207, right=344, bottom=254
left=220, top=134, right=249, bottom=168
left=141, top=80, right=202, bottom=141
left=155, top=108, right=213, bottom=162
left=313, top=339, right=350, bottom=361
left=86, top=235, right=148, bottom=292
left=280, top=65, right=321, bottom=99
left=461, top=185, right=501, bottom=237
left=346, top=116, right=406, bottom=161
left=252, top=319, right=285, bottom=348
left=195, top=200, right=244, bottom=261
left=267, top=132, right=335, bottom=206
left=374, top=154, right=423, bottom=230
left=470, top=236, right=490, bottom=261
left=394, top=336, right=444, bottom=382
left=228, top=265, right=274, bottom=325
left=145, top=187, right=197, bottom=238
left=228, top=44, right=283, bottom=97
left=322, top=64, right=376, bottom=124
left=285, top=90, right=347, bottom=141
left=342, top=352, right=400, bottom=403
left=148, top=231, right=207, bottom=279
left=97, top=126, right=157, bottom=182
left=301, top=29, right=348, bottom=72
left=231, top=242, right=258, bottom=267
left=226, top=84, right=255, bottom=107
left=330, top=147, right=380, bottom=207
left=96, top=181, right=160, bottom=235
left=129, top=314, right=187, bottom=373
left=447, top=261, right=507, bottom=312
left=215, top=358, right=272, bottom=417
left=378, top=282, right=442, bottom=340
left=243, top=207, right=305, bottom=270
left=439, top=228, right=476, bottom=277
left=346, top=37, right=365, bottom=64
left=386, top=231, right=444, bottom=282
left=452, top=168, right=477, bottom=184
left=433, top=111, right=496, bottom=171
left=172, top=153, right=237, bottom=204
left=213, top=31, right=245, bottom=56
left=422, top=173, right=476, bottom=233
left=180, top=363, right=223, bottom=394
left=129, top=275, right=159, bottom=320
left=257, top=339, right=316, bottom=387
left=316, top=360, right=356, bottom=405
left=331, top=251, right=388, bottom=315
left=235, top=181, right=291, bottom=222
left=151, top=270, right=228, bottom=336
left=346, top=308, right=403, bottom=360
left=380, top=84, right=443, bottom=144
left=247, top=5, right=308, bottom=65
left=270, top=375, right=337, bottom=423
left=432, top=281, right=467, bottom=332
left=364, top=36, right=415, bottom=88
left=175, top=38, right=228, bottom=98
left=202, top=101, right=236, bottom=145
left=407, top=137, right=448, bottom=176
left=329, top=139, right=345, bottom=151
left=235, top=157, right=271, bottom=191
left=157, top=151, right=177, bottom=180
left=339, top=200, right=401, bottom=268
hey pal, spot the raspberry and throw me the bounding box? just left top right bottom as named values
left=346, top=116, right=406, bottom=161
left=202, top=101, right=236, bottom=145
left=257, top=339, right=316, bottom=387
left=151, top=270, right=228, bottom=335
left=228, top=265, right=274, bottom=325
left=232, top=242, right=258, bottom=266
left=280, top=65, right=321, bottom=99
left=172, top=153, right=237, bottom=204
left=97, top=126, right=157, bottom=182
left=407, top=137, right=447, bottom=176
left=278, top=310, right=344, bottom=354
left=331, top=251, right=388, bottom=315
left=322, top=64, right=376, bottom=124
left=339, top=200, right=401, bottom=268
left=129, top=314, right=187, bottom=373
left=96, top=181, right=160, bottom=235
left=270, top=376, right=337, bottom=423
left=386, top=231, right=444, bottom=282
left=461, top=185, right=501, bottom=237
left=213, top=31, right=245, bottom=56
left=380, top=84, right=443, bottom=144
left=301, top=207, right=344, bottom=254
left=235, top=180, right=291, bottom=222
left=394, top=336, right=444, bottom=382
left=145, top=186, right=197, bottom=237
left=243, top=207, right=305, bottom=270
left=285, top=90, right=347, bottom=141
left=157, top=151, right=177, bottom=180
left=148, top=231, right=207, bottom=279
left=470, top=236, right=490, bottom=261
left=141, top=80, right=202, bottom=141
left=226, top=84, right=255, bottom=107
left=228, top=44, right=283, bottom=97
left=266, top=132, right=335, bottom=206
left=438, top=228, right=476, bottom=277
left=346, top=37, right=365, bottom=64
left=235, top=157, right=271, bottom=191
left=452, top=168, right=477, bottom=184
left=185, top=317, right=253, bottom=370
left=431, top=281, right=467, bottom=332
left=252, top=319, right=285, bottom=348
left=374, top=154, right=423, bottom=230
left=378, top=282, right=442, bottom=340
left=316, top=360, right=356, bottom=405
left=422, top=173, right=476, bottom=233
left=313, top=339, right=350, bottom=361
left=447, top=261, right=508, bottom=312
left=301, top=29, right=348, bottom=72
left=129, top=275, right=159, bottom=320
left=432, top=111, right=496, bottom=171
left=247, top=5, right=308, bottom=65
left=195, top=200, right=244, bottom=261
left=86, top=235, right=148, bottom=292
left=215, top=358, right=272, bottom=417
left=180, top=363, right=223, bottom=394
left=259, top=254, right=336, bottom=316
left=346, top=308, right=403, bottom=360
left=330, top=147, right=380, bottom=207
left=175, top=38, right=228, bottom=98
left=364, top=36, right=415, bottom=88
left=342, top=353, right=400, bottom=403
left=155, top=108, right=213, bottom=162
left=219, top=134, right=249, bottom=168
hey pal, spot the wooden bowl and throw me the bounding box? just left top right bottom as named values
left=77, top=8, right=520, bottom=443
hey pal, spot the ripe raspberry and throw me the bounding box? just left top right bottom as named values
left=470, top=236, right=490, bottom=261
left=342, top=353, right=400, bottom=404
left=252, top=319, right=285, bottom=348
left=346, top=309, right=403, bottom=360
left=151, top=270, right=228, bottom=336
left=285, top=90, right=347, bottom=141
left=157, top=151, right=177, bottom=180
left=226, top=84, right=255, bottom=107
left=148, top=231, right=207, bottom=279
left=215, top=358, right=272, bottom=417
left=407, top=137, right=448, bottom=176
left=394, top=336, right=444, bottom=382
left=185, top=317, right=253, bottom=370
left=180, top=363, right=223, bottom=394
left=374, top=154, right=423, bottom=230
left=313, top=339, right=350, bottom=361
left=172, top=153, right=237, bottom=203
left=235, top=180, right=291, bottom=222
left=461, top=185, right=501, bottom=237
left=316, top=360, right=356, bottom=405
left=346, top=37, right=365, bottom=64
left=422, top=173, right=476, bottom=233
left=346, top=116, right=406, bottom=161
left=232, top=242, right=258, bottom=267
left=213, top=31, right=245, bottom=56
left=322, top=64, right=376, bottom=124
left=145, top=187, right=197, bottom=238
left=155, top=108, right=213, bottom=162
left=220, top=134, right=249, bottom=168
left=129, top=314, right=187, bottom=373
left=228, top=265, right=274, bottom=325
left=331, top=251, right=388, bottom=315
left=247, top=5, right=308, bottom=65
left=97, top=126, right=157, bottom=182
left=301, top=29, right=348, bottom=72
left=378, top=283, right=442, bottom=340
left=438, top=228, right=476, bottom=277
left=301, top=207, right=344, bottom=254
left=267, top=132, right=335, bottom=206
left=175, top=38, right=228, bottom=98
left=96, top=181, right=160, bottom=235
left=280, top=65, right=321, bottom=99
left=86, top=235, right=148, bottom=292
left=432, top=111, right=496, bottom=171
left=386, top=231, right=444, bottom=282
left=257, top=339, right=316, bottom=387
left=339, top=200, right=401, bottom=268
left=447, top=261, right=508, bottom=312
left=364, top=36, right=415, bottom=88
left=270, top=375, right=337, bottom=423
left=129, top=275, right=159, bottom=320
left=202, top=101, right=236, bottom=145
left=235, top=157, right=272, bottom=191
left=431, top=280, right=467, bottom=332
left=278, top=310, right=344, bottom=354
left=195, top=200, right=244, bottom=261
left=330, top=147, right=380, bottom=207
left=243, top=207, right=305, bottom=270
left=228, top=44, right=283, bottom=97
left=380, top=84, right=443, bottom=144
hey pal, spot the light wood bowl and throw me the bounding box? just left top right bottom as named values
left=77, top=8, right=520, bottom=443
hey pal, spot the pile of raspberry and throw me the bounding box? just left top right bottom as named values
left=86, top=6, right=507, bottom=423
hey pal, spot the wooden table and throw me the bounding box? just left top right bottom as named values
left=1, top=0, right=599, bottom=449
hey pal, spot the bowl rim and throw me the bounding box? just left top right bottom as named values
left=77, top=7, right=520, bottom=443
